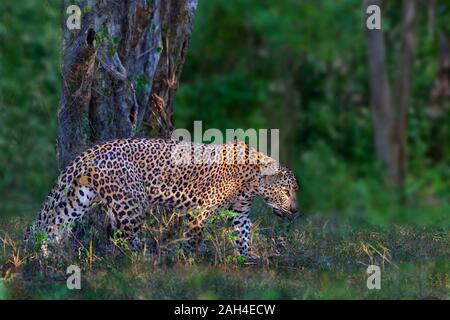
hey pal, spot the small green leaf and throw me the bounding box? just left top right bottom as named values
left=237, top=255, right=246, bottom=264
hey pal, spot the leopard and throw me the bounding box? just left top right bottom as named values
left=25, top=138, right=299, bottom=259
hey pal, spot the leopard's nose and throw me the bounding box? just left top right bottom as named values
left=290, top=202, right=298, bottom=214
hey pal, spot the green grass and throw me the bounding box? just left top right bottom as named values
left=0, top=208, right=448, bottom=300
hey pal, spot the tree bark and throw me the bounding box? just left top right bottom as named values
left=391, top=0, right=417, bottom=188
left=428, top=32, right=450, bottom=161
left=58, top=0, right=197, bottom=170
left=365, top=0, right=417, bottom=189
left=431, top=33, right=450, bottom=109
left=365, top=0, right=393, bottom=167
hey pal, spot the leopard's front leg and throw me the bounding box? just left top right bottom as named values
left=231, top=197, right=255, bottom=259
left=231, top=212, right=254, bottom=259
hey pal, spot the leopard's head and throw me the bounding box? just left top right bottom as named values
left=258, top=165, right=299, bottom=217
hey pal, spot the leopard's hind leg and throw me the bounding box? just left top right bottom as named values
left=101, top=171, right=149, bottom=251
left=32, top=180, right=96, bottom=256
left=48, top=181, right=96, bottom=241
left=105, top=196, right=150, bottom=251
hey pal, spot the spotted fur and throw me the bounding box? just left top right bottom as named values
left=27, top=138, right=299, bottom=258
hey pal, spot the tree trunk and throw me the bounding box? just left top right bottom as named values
left=428, top=32, right=450, bottom=161
left=58, top=0, right=197, bottom=170
left=365, top=0, right=417, bottom=189
left=391, top=0, right=417, bottom=188
left=365, top=0, right=393, bottom=167
left=431, top=33, right=450, bottom=109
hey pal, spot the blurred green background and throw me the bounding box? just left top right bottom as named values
left=0, top=0, right=449, bottom=227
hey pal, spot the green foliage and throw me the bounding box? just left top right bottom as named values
left=0, top=0, right=60, bottom=217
